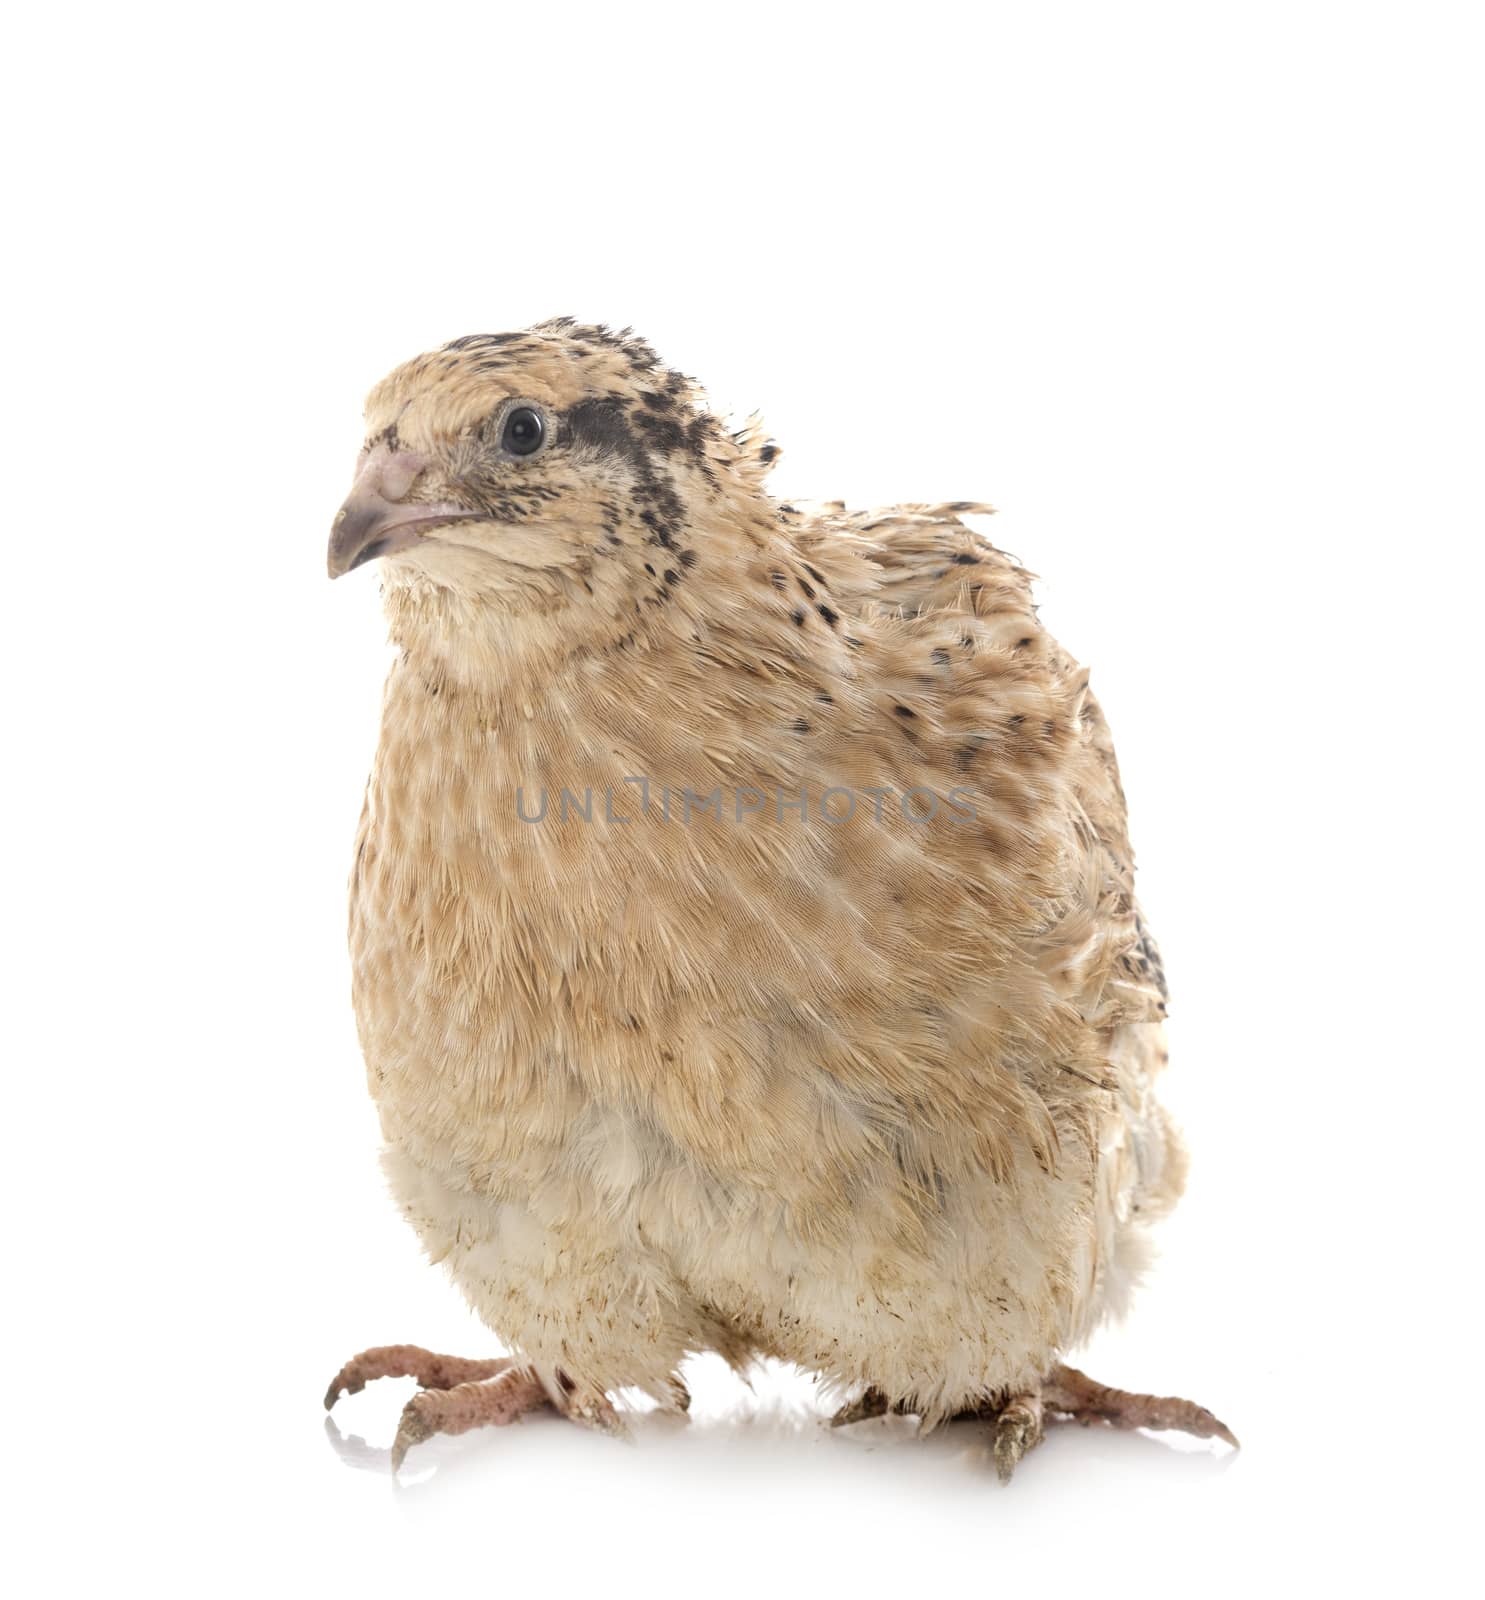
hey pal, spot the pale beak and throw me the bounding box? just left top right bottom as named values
left=327, top=444, right=480, bottom=578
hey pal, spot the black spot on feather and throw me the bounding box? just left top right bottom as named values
left=562, top=397, right=643, bottom=467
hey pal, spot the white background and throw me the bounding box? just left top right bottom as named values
left=5, top=3, right=1480, bottom=1595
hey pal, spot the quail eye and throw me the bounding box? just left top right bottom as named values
left=502, top=406, right=546, bottom=456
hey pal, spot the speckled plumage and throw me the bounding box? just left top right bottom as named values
left=325, top=320, right=1229, bottom=1474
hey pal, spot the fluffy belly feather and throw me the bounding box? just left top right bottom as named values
left=378, top=1088, right=1104, bottom=1418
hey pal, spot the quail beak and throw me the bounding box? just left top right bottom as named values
left=327, top=445, right=481, bottom=578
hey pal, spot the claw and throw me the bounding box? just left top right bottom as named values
left=830, top=1388, right=892, bottom=1428
left=390, top=1396, right=436, bottom=1472
left=324, top=1370, right=363, bottom=1411
left=992, top=1393, right=1045, bottom=1484
left=560, top=1390, right=626, bottom=1436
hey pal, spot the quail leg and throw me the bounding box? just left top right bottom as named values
left=990, top=1364, right=1238, bottom=1483
left=323, top=1344, right=626, bottom=1471
left=833, top=1366, right=1236, bottom=1483
left=323, top=1344, right=513, bottom=1410
left=388, top=1369, right=625, bottom=1469
left=388, top=1371, right=551, bottom=1469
